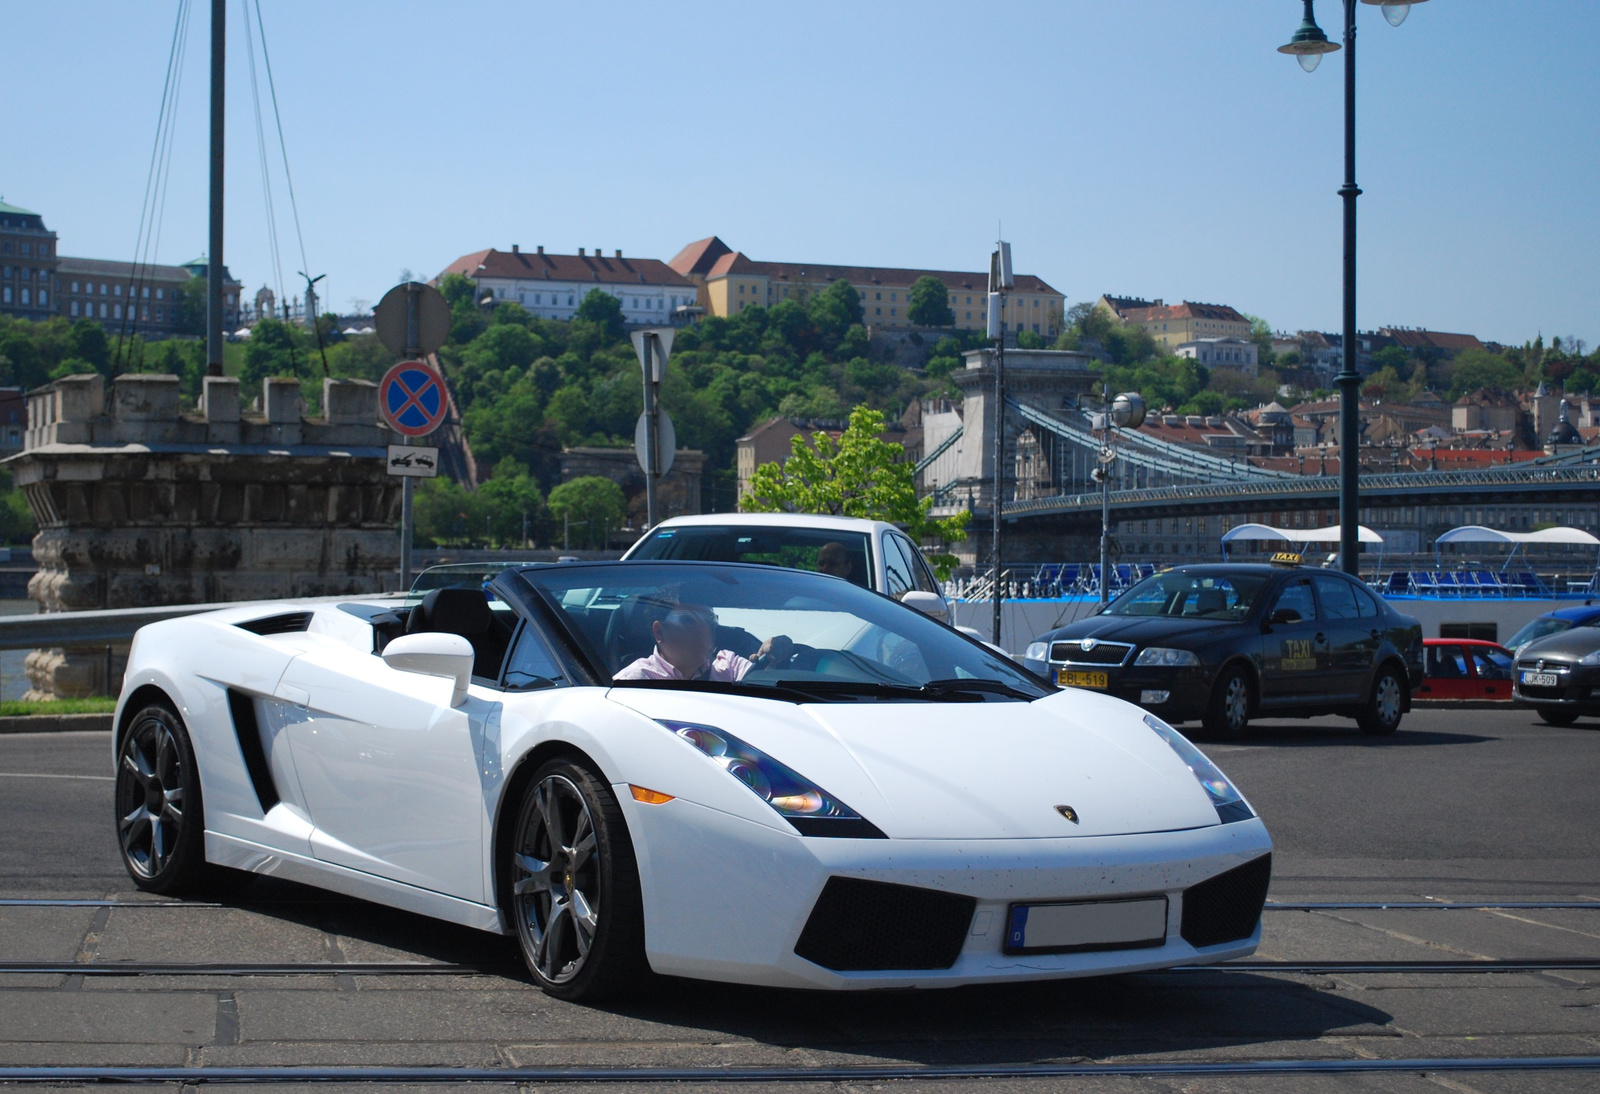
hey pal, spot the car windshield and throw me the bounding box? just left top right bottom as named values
left=1506, top=616, right=1573, bottom=652
left=1101, top=570, right=1267, bottom=619
left=628, top=525, right=874, bottom=588
left=409, top=563, right=525, bottom=601
left=518, top=562, right=1047, bottom=701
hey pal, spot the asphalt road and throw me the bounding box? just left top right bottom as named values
left=1, top=707, right=1598, bottom=1092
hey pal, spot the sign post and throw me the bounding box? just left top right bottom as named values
left=376, top=282, right=451, bottom=590
left=630, top=328, right=674, bottom=529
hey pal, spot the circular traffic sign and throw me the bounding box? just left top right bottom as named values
left=380, top=361, right=449, bottom=437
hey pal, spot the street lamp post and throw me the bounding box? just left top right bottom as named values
left=1278, top=0, right=1427, bottom=577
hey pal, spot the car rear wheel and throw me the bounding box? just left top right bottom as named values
left=1358, top=666, right=1406, bottom=736
left=115, top=701, right=207, bottom=894
left=1202, top=667, right=1252, bottom=740
left=1538, top=708, right=1580, bottom=726
left=508, top=758, right=648, bottom=1002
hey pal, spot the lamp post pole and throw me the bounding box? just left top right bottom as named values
left=1335, top=0, right=1361, bottom=578
left=1279, top=0, right=1429, bottom=578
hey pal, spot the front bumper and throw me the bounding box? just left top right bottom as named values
left=1513, top=662, right=1600, bottom=708
left=622, top=791, right=1272, bottom=990
left=1022, top=658, right=1212, bottom=722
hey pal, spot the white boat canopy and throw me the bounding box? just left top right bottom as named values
left=1435, top=525, right=1600, bottom=546
left=1221, top=523, right=1384, bottom=545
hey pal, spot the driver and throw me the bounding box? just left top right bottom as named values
left=614, top=602, right=793, bottom=682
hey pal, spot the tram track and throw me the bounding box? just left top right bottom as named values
left=0, top=1054, right=1598, bottom=1084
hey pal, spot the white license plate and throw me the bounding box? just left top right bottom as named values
left=1521, top=672, right=1560, bottom=687
left=1004, top=897, right=1168, bottom=954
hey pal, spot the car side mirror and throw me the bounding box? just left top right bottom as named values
left=382, top=632, right=475, bottom=707
left=901, top=590, right=949, bottom=622
left=1268, top=608, right=1302, bottom=626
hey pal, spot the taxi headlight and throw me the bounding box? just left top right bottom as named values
left=1143, top=713, right=1253, bottom=823
left=1024, top=641, right=1050, bottom=661
left=1134, top=647, right=1201, bottom=667
left=1580, top=650, right=1600, bottom=666
left=659, top=720, right=884, bottom=837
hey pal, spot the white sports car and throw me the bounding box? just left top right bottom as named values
left=113, top=561, right=1272, bottom=1001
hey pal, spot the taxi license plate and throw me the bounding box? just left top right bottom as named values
left=1057, top=669, right=1108, bottom=689
left=1521, top=671, right=1560, bottom=687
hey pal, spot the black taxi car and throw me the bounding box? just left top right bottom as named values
left=1021, top=559, right=1423, bottom=739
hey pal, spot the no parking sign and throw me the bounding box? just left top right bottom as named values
left=380, top=361, right=449, bottom=438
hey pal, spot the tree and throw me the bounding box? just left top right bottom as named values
left=548, top=476, right=626, bottom=549
left=1243, top=314, right=1276, bottom=368
left=170, top=278, right=207, bottom=337
left=1446, top=348, right=1521, bottom=399
left=741, top=406, right=970, bottom=577
left=808, top=280, right=863, bottom=346
left=574, top=289, right=627, bottom=344
left=477, top=458, right=548, bottom=546
left=907, top=276, right=954, bottom=327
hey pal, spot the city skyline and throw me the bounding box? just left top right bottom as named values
left=6, top=1, right=1596, bottom=347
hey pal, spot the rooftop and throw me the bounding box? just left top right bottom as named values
left=1122, top=301, right=1250, bottom=325
left=441, top=248, right=694, bottom=288
left=706, top=252, right=1060, bottom=296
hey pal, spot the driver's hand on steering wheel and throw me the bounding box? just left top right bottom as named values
left=753, top=635, right=794, bottom=668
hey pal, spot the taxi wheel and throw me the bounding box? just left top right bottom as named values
left=1202, top=667, right=1252, bottom=740
left=1357, top=666, right=1405, bottom=736
left=1539, top=709, right=1580, bottom=726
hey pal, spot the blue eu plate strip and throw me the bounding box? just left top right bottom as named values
left=1008, top=906, right=1029, bottom=948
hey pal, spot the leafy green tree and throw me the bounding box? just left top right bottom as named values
left=808, top=280, right=863, bottom=346
left=907, top=276, right=954, bottom=327
left=548, top=476, right=626, bottom=549
left=574, top=289, right=627, bottom=344
left=239, top=318, right=304, bottom=397
left=478, top=458, right=549, bottom=546
left=740, top=406, right=970, bottom=577
left=1446, top=348, right=1521, bottom=399
left=1370, top=344, right=1410, bottom=374
left=170, top=278, right=207, bottom=337
left=1243, top=314, right=1276, bottom=368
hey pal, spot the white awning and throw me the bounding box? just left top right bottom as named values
left=1222, top=523, right=1384, bottom=545
left=1436, top=525, right=1600, bottom=546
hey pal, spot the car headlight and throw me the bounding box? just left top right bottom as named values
left=659, top=721, right=885, bottom=838
left=1134, top=647, right=1201, bottom=667
left=1143, top=713, right=1253, bottom=823
left=1024, top=641, right=1049, bottom=661
left=1581, top=651, right=1600, bottom=666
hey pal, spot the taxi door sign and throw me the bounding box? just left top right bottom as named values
left=1281, top=638, right=1317, bottom=672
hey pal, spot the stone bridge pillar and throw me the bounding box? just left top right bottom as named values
left=9, top=374, right=401, bottom=699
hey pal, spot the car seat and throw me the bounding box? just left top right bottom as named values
left=1195, top=589, right=1227, bottom=616
left=405, top=587, right=509, bottom=680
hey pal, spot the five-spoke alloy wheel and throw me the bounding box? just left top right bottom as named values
left=115, top=701, right=205, bottom=892
left=509, top=759, right=646, bottom=1001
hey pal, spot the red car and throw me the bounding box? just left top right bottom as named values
left=1418, top=638, right=1515, bottom=701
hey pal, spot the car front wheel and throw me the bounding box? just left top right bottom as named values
left=1538, top=708, right=1580, bottom=726
left=1202, top=667, right=1252, bottom=741
left=115, top=700, right=207, bottom=893
left=508, top=758, right=648, bottom=1002
left=1358, top=666, right=1406, bottom=736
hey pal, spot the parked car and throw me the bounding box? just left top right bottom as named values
left=1417, top=639, right=1515, bottom=701
left=1504, top=605, right=1600, bottom=656
left=113, top=561, right=1271, bottom=1000
left=1021, top=561, right=1424, bottom=740
left=1512, top=625, right=1600, bottom=725
left=624, top=514, right=954, bottom=623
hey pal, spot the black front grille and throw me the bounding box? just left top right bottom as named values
left=794, top=877, right=975, bottom=971
left=1181, top=854, right=1271, bottom=949
left=1051, top=640, right=1132, bottom=666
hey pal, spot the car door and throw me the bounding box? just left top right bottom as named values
left=276, top=629, right=501, bottom=903
left=880, top=531, right=916, bottom=600
left=1311, top=574, right=1369, bottom=701
left=1258, top=575, right=1331, bottom=708
left=1421, top=644, right=1471, bottom=700
left=1469, top=645, right=1514, bottom=701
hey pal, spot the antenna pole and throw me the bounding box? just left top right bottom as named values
left=206, top=0, right=225, bottom=376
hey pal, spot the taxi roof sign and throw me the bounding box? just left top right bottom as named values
left=1269, top=551, right=1304, bottom=567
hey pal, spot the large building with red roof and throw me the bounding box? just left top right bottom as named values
left=668, top=236, right=1065, bottom=338
left=437, top=246, right=698, bottom=326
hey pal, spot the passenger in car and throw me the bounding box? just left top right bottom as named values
left=614, top=603, right=792, bottom=682
left=816, top=541, right=867, bottom=587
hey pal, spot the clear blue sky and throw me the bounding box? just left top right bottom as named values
left=7, top=1, right=1596, bottom=348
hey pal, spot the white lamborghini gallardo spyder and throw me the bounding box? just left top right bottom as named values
left=113, top=560, right=1272, bottom=1000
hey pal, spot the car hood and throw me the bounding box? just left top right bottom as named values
left=607, top=688, right=1222, bottom=839
left=1517, top=627, right=1600, bottom=662
left=1045, top=615, right=1241, bottom=649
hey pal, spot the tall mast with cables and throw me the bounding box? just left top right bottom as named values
left=206, top=0, right=225, bottom=376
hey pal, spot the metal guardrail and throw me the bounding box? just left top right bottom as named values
left=1003, top=463, right=1600, bottom=519
left=0, top=593, right=405, bottom=652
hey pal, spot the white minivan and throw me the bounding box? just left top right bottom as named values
left=622, top=513, right=955, bottom=624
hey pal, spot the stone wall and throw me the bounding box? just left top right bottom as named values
left=9, top=373, right=403, bottom=697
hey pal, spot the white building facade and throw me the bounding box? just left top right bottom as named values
left=438, top=246, right=697, bottom=326
left=1175, top=337, right=1259, bottom=374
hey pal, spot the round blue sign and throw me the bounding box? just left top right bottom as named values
left=380, top=361, right=449, bottom=437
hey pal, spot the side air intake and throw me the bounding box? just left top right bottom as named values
left=795, top=877, right=975, bottom=971
left=236, top=612, right=313, bottom=636
left=1180, top=854, right=1271, bottom=948
left=226, top=689, right=279, bottom=813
